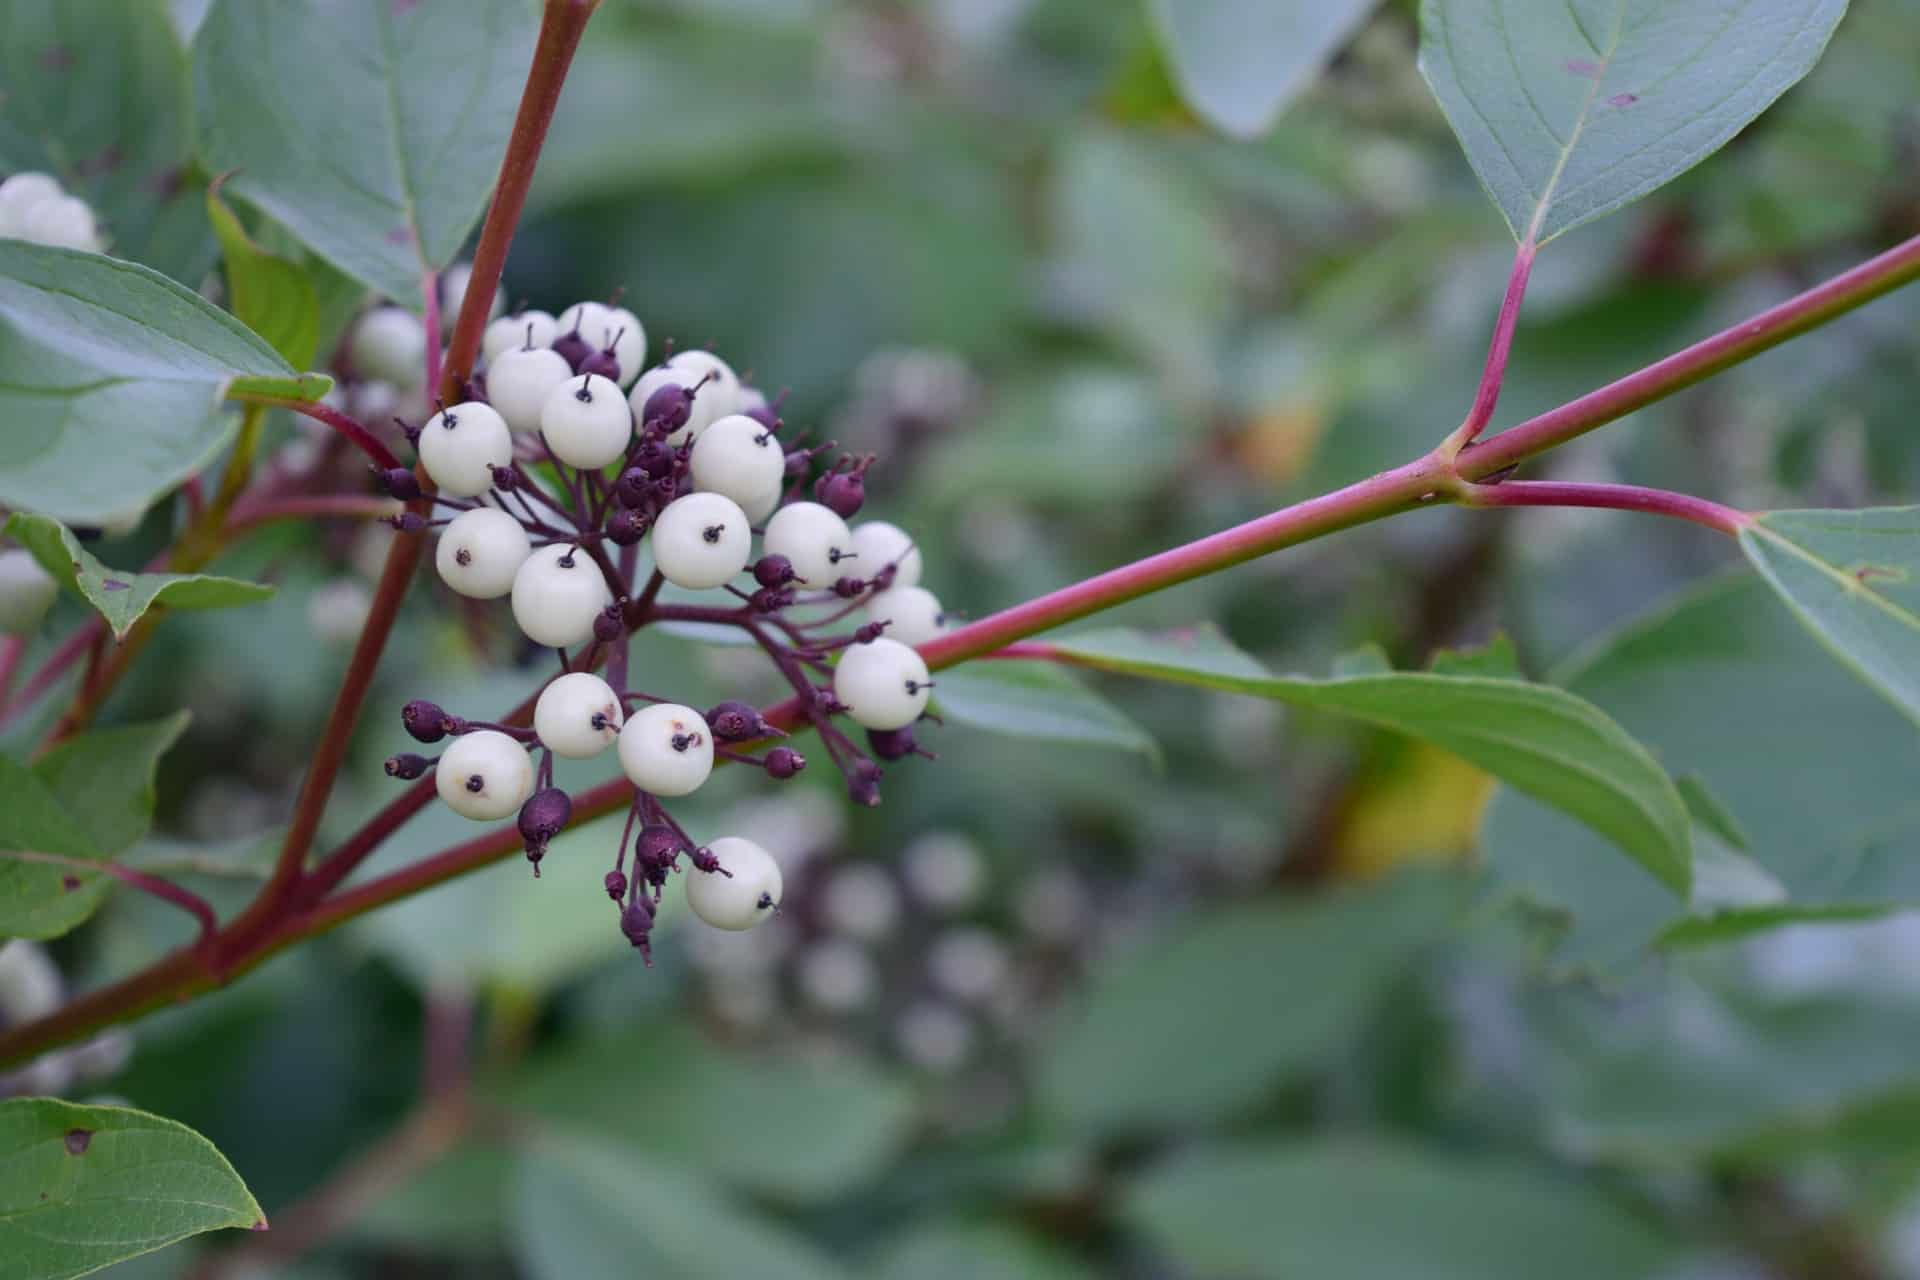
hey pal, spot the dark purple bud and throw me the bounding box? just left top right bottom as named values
left=847, top=758, right=884, bottom=807
left=615, top=467, right=651, bottom=508
left=749, top=586, right=793, bottom=614
left=620, top=897, right=655, bottom=957
left=402, top=699, right=450, bottom=743
left=815, top=470, right=864, bottom=519
left=833, top=576, right=867, bottom=600
left=637, top=824, right=684, bottom=867
left=642, top=383, right=693, bottom=433
left=593, top=603, right=626, bottom=643
left=783, top=449, right=813, bottom=480
left=518, top=786, right=572, bottom=848
left=578, top=347, right=620, bottom=383
left=854, top=620, right=890, bottom=644
left=752, top=555, right=796, bottom=589
left=604, top=869, right=628, bottom=901
left=605, top=506, right=648, bottom=547
left=384, top=752, right=433, bottom=779
left=765, top=746, right=806, bottom=779
left=865, top=727, right=920, bottom=761
left=634, top=437, right=679, bottom=479
left=686, top=844, right=726, bottom=875
left=706, top=700, right=772, bottom=742
left=744, top=402, right=781, bottom=431
left=489, top=464, right=519, bottom=490
left=551, top=327, right=593, bottom=372
left=388, top=511, right=428, bottom=534
left=381, top=467, right=422, bottom=500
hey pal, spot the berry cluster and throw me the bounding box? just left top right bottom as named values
left=0, top=172, right=107, bottom=253
left=367, top=296, right=950, bottom=960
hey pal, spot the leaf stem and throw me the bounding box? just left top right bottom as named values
left=1444, top=240, right=1536, bottom=453
left=226, top=393, right=402, bottom=472
left=0, top=850, right=217, bottom=945
left=1451, top=479, right=1751, bottom=535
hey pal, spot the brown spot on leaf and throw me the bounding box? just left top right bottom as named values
left=385, top=227, right=414, bottom=246
left=64, top=1129, right=92, bottom=1155
left=1565, top=59, right=1601, bottom=78
left=1607, top=93, right=1639, bottom=108
left=39, top=46, right=74, bottom=72
left=61, top=875, right=81, bottom=891
left=101, top=579, right=130, bottom=591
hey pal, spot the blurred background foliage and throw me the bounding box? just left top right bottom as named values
left=6, top=0, right=1920, bottom=1275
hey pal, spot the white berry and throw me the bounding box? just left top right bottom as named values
left=667, top=349, right=742, bottom=410
left=540, top=374, right=631, bottom=469
left=435, top=729, right=533, bottom=822
left=763, top=502, right=853, bottom=586
left=687, top=836, right=783, bottom=931
left=834, top=636, right=931, bottom=731
left=440, top=262, right=505, bottom=334
left=628, top=366, right=724, bottom=446
left=0, top=549, right=59, bottom=634
left=689, top=414, right=785, bottom=510
left=534, top=671, right=624, bottom=759
left=19, top=195, right=103, bottom=252
left=864, top=585, right=945, bottom=647
left=416, top=401, right=511, bottom=498
left=350, top=306, right=428, bottom=387
left=602, top=306, right=647, bottom=388
left=487, top=344, right=573, bottom=434
left=849, top=521, right=922, bottom=591
left=435, top=507, right=530, bottom=599
left=650, top=492, right=751, bottom=590
left=617, top=702, right=714, bottom=796
left=511, top=543, right=612, bottom=649
left=484, top=311, right=558, bottom=364
left=0, top=173, right=62, bottom=229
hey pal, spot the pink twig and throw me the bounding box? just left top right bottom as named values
left=227, top=394, right=403, bottom=472
left=1447, top=240, right=1536, bottom=452
left=1453, top=479, right=1750, bottom=536
left=422, top=271, right=444, bottom=394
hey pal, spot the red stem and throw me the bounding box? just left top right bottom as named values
left=421, top=271, right=444, bottom=394
left=226, top=394, right=401, bottom=472
left=1455, top=480, right=1750, bottom=535
left=0, top=850, right=217, bottom=945
left=1447, top=241, right=1536, bottom=451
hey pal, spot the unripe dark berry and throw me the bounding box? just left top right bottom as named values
left=384, top=752, right=433, bottom=779
left=388, top=512, right=429, bottom=534
left=593, top=602, right=626, bottom=642
left=551, top=326, right=593, bottom=371
left=615, top=467, right=651, bottom=508
left=489, top=464, right=519, bottom=490
left=706, top=700, right=769, bottom=742
left=518, top=786, right=573, bottom=865
left=847, top=758, right=884, bottom=807
left=784, top=448, right=813, bottom=479
left=578, top=346, right=620, bottom=383
left=620, top=896, right=655, bottom=957
left=634, top=437, right=678, bottom=479
left=833, top=576, right=866, bottom=599
left=744, top=401, right=782, bottom=432
left=636, top=824, right=684, bottom=867
left=815, top=470, right=864, bottom=519
left=381, top=467, right=422, bottom=499
left=750, top=586, right=794, bottom=614
left=642, top=383, right=693, bottom=433
left=402, top=699, right=452, bottom=743
left=854, top=620, right=890, bottom=644
left=604, top=869, right=628, bottom=901
left=605, top=506, right=648, bottom=547
left=866, top=727, right=918, bottom=761
left=765, top=746, right=806, bottom=779
left=686, top=844, right=725, bottom=875
left=753, top=555, right=797, bottom=589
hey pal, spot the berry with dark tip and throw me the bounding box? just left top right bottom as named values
left=604, top=869, right=628, bottom=901
left=402, top=699, right=453, bottom=743
left=847, top=758, right=885, bottom=807
left=551, top=324, right=593, bottom=371
left=605, top=506, right=649, bottom=547
left=577, top=344, right=621, bottom=383
left=753, top=555, right=797, bottom=589
left=866, top=727, right=923, bottom=761
left=384, top=752, right=433, bottom=779
left=706, top=700, right=775, bottom=742
left=765, top=746, right=806, bottom=779
left=815, top=467, right=865, bottom=519
left=518, top=786, right=573, bottom=867
left=593, top=602, right=627, bottom=643
left=380, top=467, right=422, bottom=499
left=620, top=896, right=655, bottom=958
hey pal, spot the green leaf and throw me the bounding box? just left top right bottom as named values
left=506, top=1024, right=915, bottom=1204
left=1739, top=506, right=1920, bottom=728
left=207, top=179, right=319, bottom=368
left=0, top=713, right=189, bottom=941
left=5, top=514, right=272, bottom=640
left=1148, top=0, right=1379, bottom=139
left=0, top=1, right=215, bottom=281
left=1122, top=1138, right=1673, bottom=1280
left=867, top=1222, right=1098, bottom=1280
left=0, top=240, right=327, bottom=525
left=1480, top=574, right=1920, bottom=969
left=0, top=1098, right=263, bottom=1279
left=193, top=0, right=537, bottom=305
left=1418, top=0, right=1849, bottom=244
left=1046, top=625, right=1692, bottom=895
left=510, top=1136, right=849, bottom=1280
left=934, top=661, right=1160, bottom=764
left=1037, top=871, right=1465, bottom=1135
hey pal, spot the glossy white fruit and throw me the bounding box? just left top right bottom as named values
left=863, top=585, right=945, bottom=647
left=440, top=262, right=505, bottom=334
left=435, top=507, right=530, bottom=599
left=0, top=549, right=59, bottom=634
left=0, top=173, right=62, bottom=229
left=763, top=502, right=852, bottom=586
left=483, top=310, right=558, bottom=364
left=540, top=374, right=631, bottom=469
left=667, top=349, right=742, bottom=409
left=350, top=305, right=429, bottom=387
left=416, top=401, right=512, bottom=497
left=602, top=306, right=647, bottom=388
left=848, top=521, right=922, bottom=591
left=628, top=366, right=724, bottom=446
left=617, top=702, right=714, bottom=797
left=436, top=729, right=533, bottom=822
left=688, top=414, right=785, bottom=509
left=556, top=301, right=612, bottom=352
left=650, top=492, right=751, bottom=590
left=19, top=194, right=102, bottom=252
left=534, top=671, right=624, bottom=759
left=487, top=344, right=573, bottom=434
left=686, top=836, right=783, bottom=931
left=510, top=543, right=612, bottom=649
left=833, top=636, right=931, bottom=731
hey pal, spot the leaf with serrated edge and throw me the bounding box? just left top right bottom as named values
left=1740, top=506, right=1920, bottom=728
left=194, top=0, right=537, bottom=304
left=0, top=241, right=327, bottom=524
left=1047, top=625, right=1690, bottom=894
left=1419, top=0, right=1849, bottom=244
left=5, top=514, right=272, bottom=641
left=1149, top=0, right=1379, bottom=139
left=0, top=1099, right=263, bottom=1279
